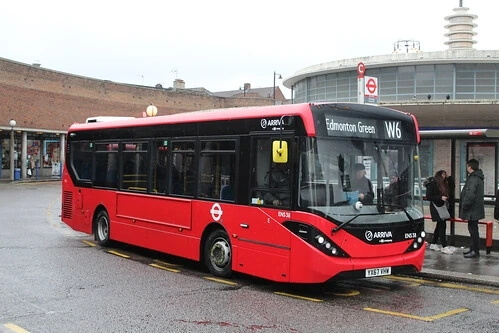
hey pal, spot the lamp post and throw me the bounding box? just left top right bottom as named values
left=146, top=103, right=158, bottom=117
left=273, top=71, right=282, bottom=105
left=9, top=119, right=16, bottom=181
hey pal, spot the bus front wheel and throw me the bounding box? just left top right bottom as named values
left=204, top=229, right=232, bottom=278
left=94, top=210, right=110, bottom=246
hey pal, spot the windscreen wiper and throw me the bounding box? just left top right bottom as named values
left=332, top=204, right=416, bottom=233
left=382, top=204, right=417, bottom=228
left=332, top=215, right=360, bottom=233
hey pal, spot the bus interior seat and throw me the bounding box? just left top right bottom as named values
left=331, top=184, right=346, bottom=204
left=220, top=185, right=234, bottom=201
left=300, top=183, right=327, bottom=206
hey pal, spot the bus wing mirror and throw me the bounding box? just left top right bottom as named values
left=338, top=154, right=344, bottom=172
left=280, top=115, right=294, bottom=126
left=272, top=140, right=288, bottom=163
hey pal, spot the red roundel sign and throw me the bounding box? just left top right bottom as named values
left=357, top=62, right=366, bottom=78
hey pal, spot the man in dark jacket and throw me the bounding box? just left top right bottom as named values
left=494, top=189, right=499, bottom=221
left=459, top=159, right=485, bottom=258
left=351, top=163, right=374, bottom=204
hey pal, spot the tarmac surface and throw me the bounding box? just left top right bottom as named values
left=2, top=177, right=499, bottom=287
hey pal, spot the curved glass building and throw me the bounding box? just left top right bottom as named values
left=284, top=6, right=499, bottom=106
left=283, top=5, right=499, bottom=213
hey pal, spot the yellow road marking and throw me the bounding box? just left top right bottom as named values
left=274, top=292, right=323, bottom=302
left=82, top=240, right=96, bottom=247
left=438, top=282, right=499, bottom=295
left=491, top=300, right=499, bottom=304
left=203, top=276, right=238, bottom=286
left=149, top=263, right=180, bottom=273
left=364, top=307, right=469, bottom=322
left=387, top=276, right=499, bottom=294
left=152, top=259, right=181, bottom=267
left=331, top=289, right=360, bottom=297
left=425, top=308, right=470, bottom=321
left=384, top=275, right=424, bottom=284
left=107, top=250, right=130, bottom=259
left=16, top=181, right=59, bottom=186
left=3, top=323, right=30, bottom=333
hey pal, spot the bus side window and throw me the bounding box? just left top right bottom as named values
left=170, top=141, right=196, bottom=197
left=152, top=141, right=169, bottom=193
left=71, top=142, right=93, bottom=181
left=94, top=143, right=118, bottom=188
left=199, top=140, right=236, bottom=201
left=121, top=142, right=148, bottom=192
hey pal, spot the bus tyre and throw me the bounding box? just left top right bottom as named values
left=95, top=210, right=111, bottom=246
left=204, top=229, right=232, bottom=278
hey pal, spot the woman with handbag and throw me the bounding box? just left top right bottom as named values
left=425, top=170, right=454, bottom=254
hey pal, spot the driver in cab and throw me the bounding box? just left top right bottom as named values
left=351, top=163, right=374, bottom=204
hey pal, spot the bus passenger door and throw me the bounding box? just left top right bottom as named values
left=233, top=136, right=292, bottom=282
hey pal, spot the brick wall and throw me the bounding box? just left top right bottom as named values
left=0, top=58, right=276, bottom=131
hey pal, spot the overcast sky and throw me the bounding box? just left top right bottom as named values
left=1, top=1, right=496, bottom=98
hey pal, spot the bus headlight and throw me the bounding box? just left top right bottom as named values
left=315, top=235, right=325, bottom=244
left=284, top=221, right=349, bottom=258
left=406, top=230, right=426, bottom=253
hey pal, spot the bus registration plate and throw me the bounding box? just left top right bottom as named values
left=365, top=267, right=391, bottom=278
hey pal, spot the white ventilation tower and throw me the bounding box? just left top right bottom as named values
left=444, top=1, right=477, bottom=49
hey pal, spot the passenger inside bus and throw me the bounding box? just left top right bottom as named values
left=384, top=170, right=399, bottom=207
left=220, top=170, right=235, bottom=201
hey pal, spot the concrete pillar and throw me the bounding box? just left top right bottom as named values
left=60, top=133, right=66, bottom=177
left=9, top=129, right=14, bottom=181
left=21, top=132, right=27, bottom=179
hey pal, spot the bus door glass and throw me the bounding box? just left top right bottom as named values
left=250, top=137, right=292, bottom=208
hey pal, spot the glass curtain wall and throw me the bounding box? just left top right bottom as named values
left=293, top=64, right=499, bottom=103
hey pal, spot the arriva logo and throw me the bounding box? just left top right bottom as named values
left=260, top=118, right=281, bottom=129
left=365, top=230, right=393, bottom=241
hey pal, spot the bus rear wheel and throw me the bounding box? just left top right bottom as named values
left=94, top=210, right=111, bottom=246
left=204, top=229, right=232, bottom=278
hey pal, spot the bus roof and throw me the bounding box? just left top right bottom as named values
left=69, top=102, right=416, bottom=139
left=69, top=103, right=317, bottom=135
left=85, top=116, right=136, bottom=123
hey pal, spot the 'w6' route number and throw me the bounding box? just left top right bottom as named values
left=384, top=121, right=402, bottom=139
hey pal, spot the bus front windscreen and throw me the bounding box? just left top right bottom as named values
left=298, top=137, right=423, bottom=222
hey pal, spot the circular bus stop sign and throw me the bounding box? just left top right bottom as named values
left=357, top=62, right=366, bottom=78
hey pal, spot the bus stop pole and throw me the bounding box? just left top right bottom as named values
left=450, top=138, right=456, bottom=246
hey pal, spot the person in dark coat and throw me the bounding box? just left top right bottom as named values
left=425, top=170, right=452, bottom=253
left=494, top=189, right=499, bottom=221
left=383, top=171, right=399, bottom=207
left=351, top=163, right=374, bottom=204
left=459, top=159, right=485, bottom=258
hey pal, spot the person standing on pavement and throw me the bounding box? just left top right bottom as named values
left=459, top=159, right=485, bottom=258
left=425, top=170, right=453, bottom=254
left=494, top=189, right=499, bottom=222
